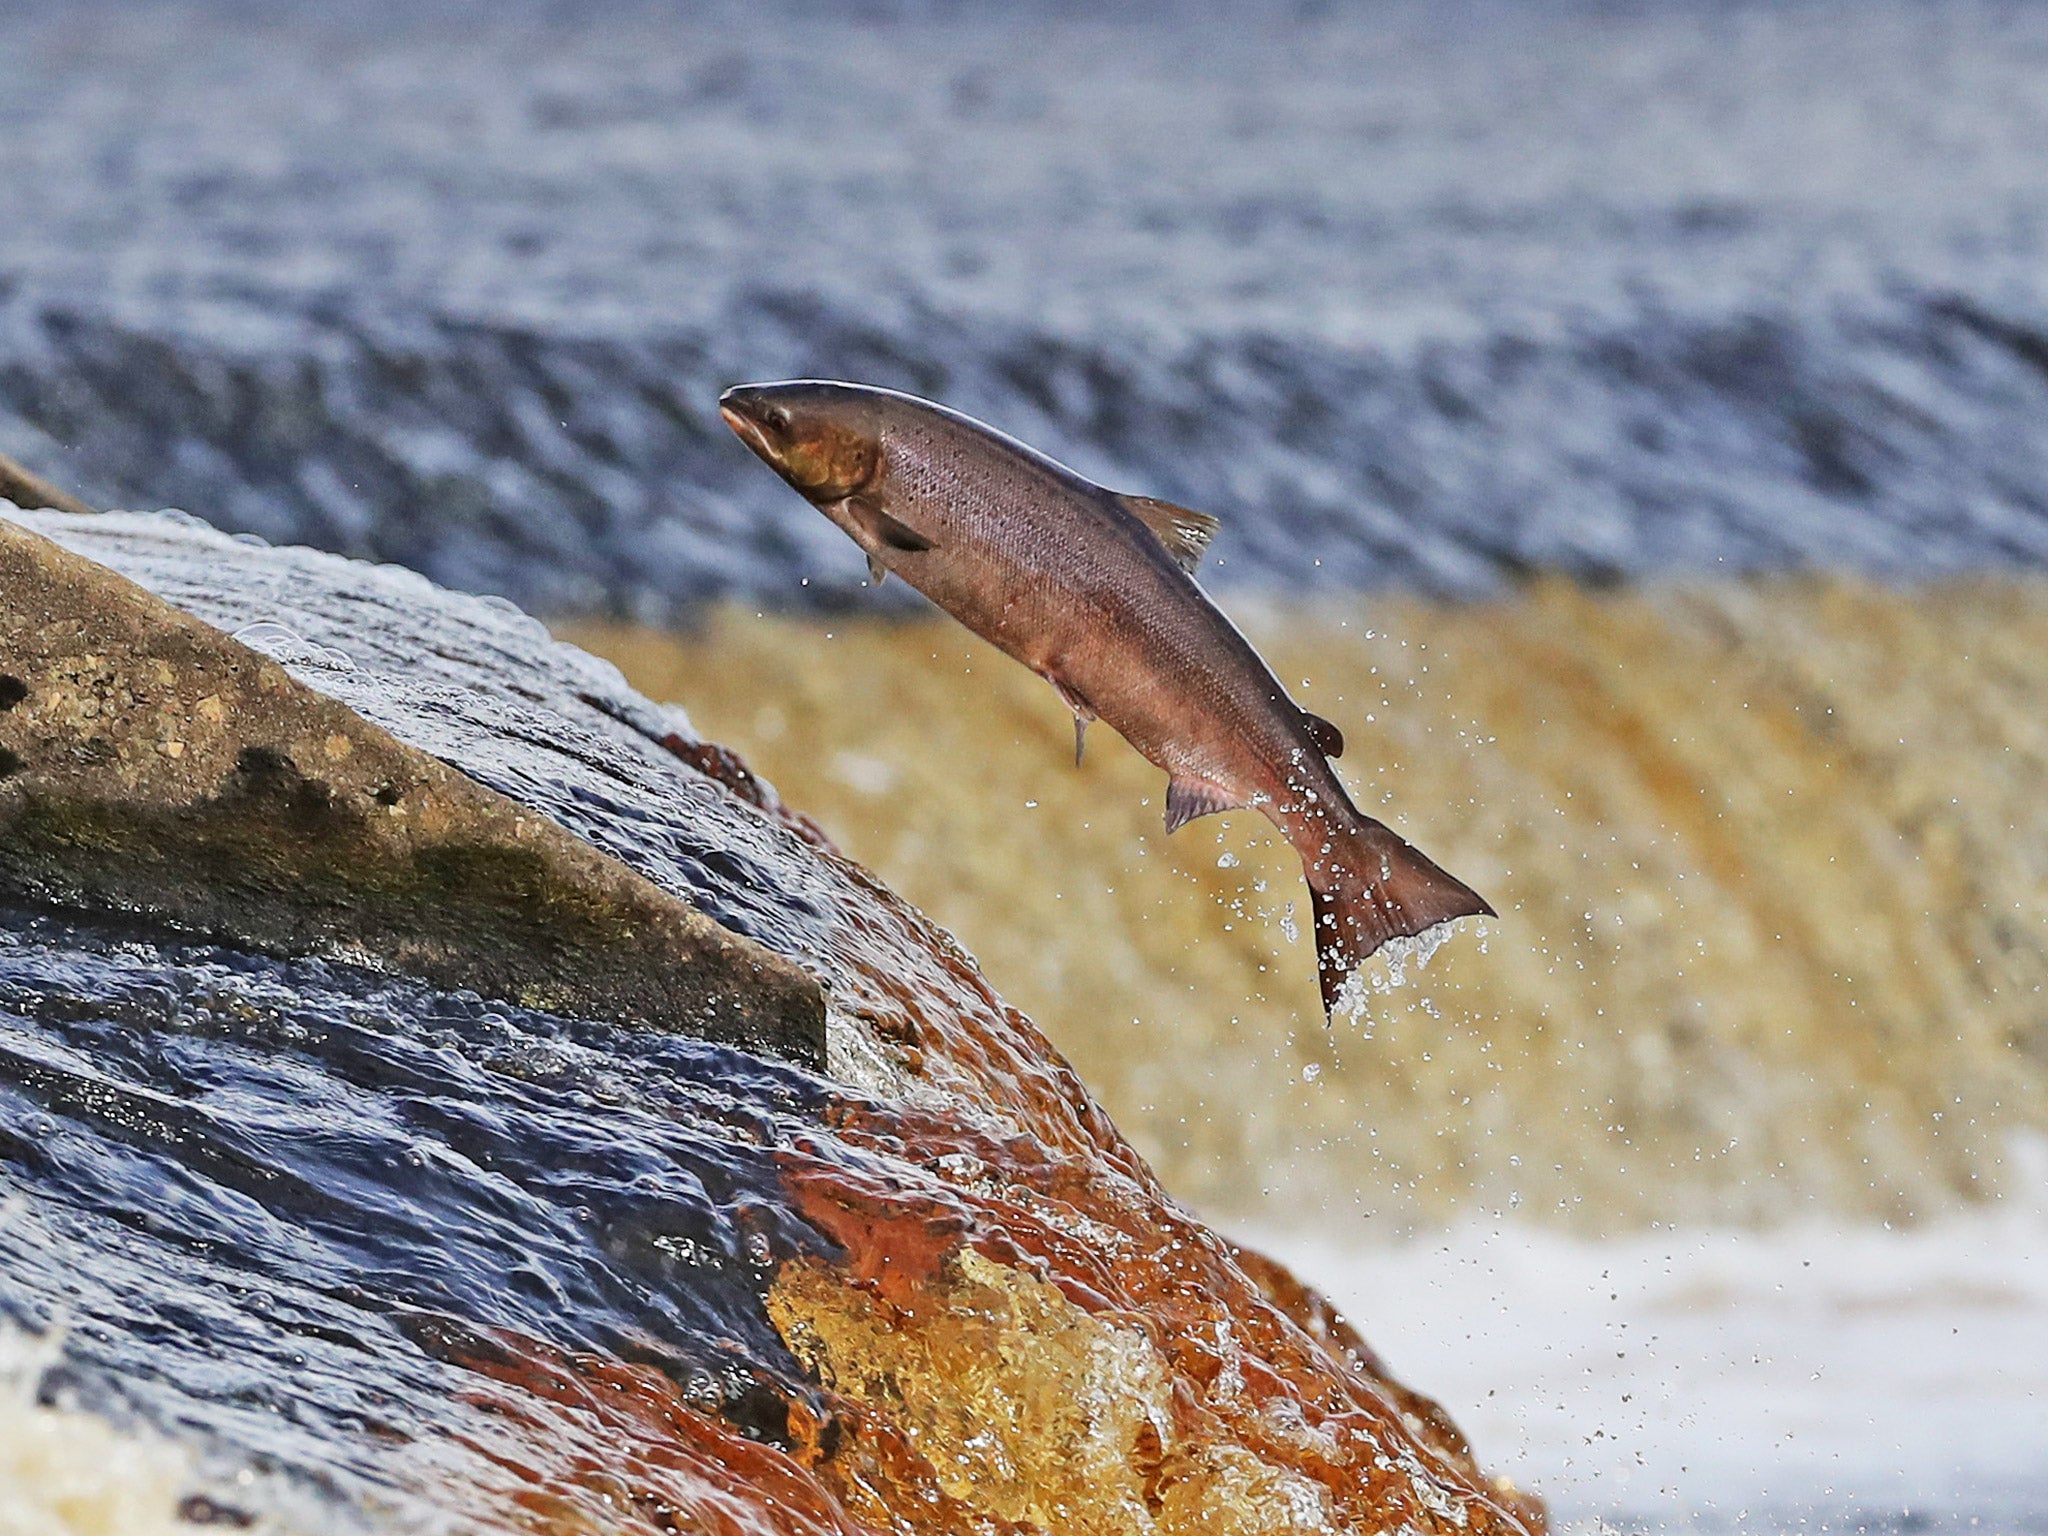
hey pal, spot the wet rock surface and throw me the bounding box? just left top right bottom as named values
left=0, top=513, right=823, bottom=1064
left=0, top=509, right=1543, bottom=1532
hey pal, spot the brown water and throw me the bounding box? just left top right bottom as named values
left=566, top=577, right=2048, bottom=1229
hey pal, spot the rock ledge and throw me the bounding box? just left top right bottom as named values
left=0, top=510, right=825, bottom=1065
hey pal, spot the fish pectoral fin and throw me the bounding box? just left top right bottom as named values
left=1117, top=494, right=1220, bottom=575
left=1300, top=709, right=1345, bottom=759
left=1163, top=776, right=1242, bottom=834
left=874, top=514, right=934, bottom=553
left=845, top=497, right=936, bottom=555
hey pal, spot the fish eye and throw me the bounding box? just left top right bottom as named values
left=766, top=404, right=793, bottom=432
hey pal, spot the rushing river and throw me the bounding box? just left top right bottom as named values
left=5, top=504, right=2043, bottom=1533
left=0, top=509, right=898, bottom=1527
left=570, top=581, right=2048, bottom=1232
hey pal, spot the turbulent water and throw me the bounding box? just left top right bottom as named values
left=5, top=1, right=2048, bottom=615
left=0, top=908, right=842, bottom=1522
left=574, top=585, right=2048, bottom=1228
left=1251, top=1188, right=2048, bottom=1535
left=3, top=508, right=1564, bottom=1536
left=0, top=511, right=880, bottom=1524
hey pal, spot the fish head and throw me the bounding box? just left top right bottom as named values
left=720, top=382, right=882, bottom=504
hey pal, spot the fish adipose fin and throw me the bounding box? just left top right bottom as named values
left=1307, top=822, right=1494, bottom=1016
left=1164, top=776, right=1241, bottom=833
left=1300, top=710, right=1344, bottom=759
left=1118, top=495, right=1220, bottom=575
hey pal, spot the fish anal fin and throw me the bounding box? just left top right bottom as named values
left=1301, top=709, right=1344, bottom=759
left=1117, top=494, right=1220, bottom=575
left=1164, top=775, right=1241, bottom=834
left=845, top=497, right=935, bottom=556
left=867, top=554, right=888, bottom=585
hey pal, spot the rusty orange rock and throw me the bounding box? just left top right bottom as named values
left=776, top=1132, right=1543, bottom=1536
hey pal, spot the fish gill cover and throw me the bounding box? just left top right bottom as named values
left=0, top=507, right=1542, bottom=1534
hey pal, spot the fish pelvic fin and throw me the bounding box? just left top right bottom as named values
left=1304, top=819, right=1494, bottom=1017
left=1118, top=494, right=1220, bottom=575
left=1164, top=775, right=1242, bottom=834
left=1040, top=674, right=1097, bottom=765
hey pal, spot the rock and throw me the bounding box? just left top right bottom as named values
left=0, top=452, right=96, bottom=517
left=0, top=510, right=825, bottom=1065
left=0, top=507, right=1543, bottom=1535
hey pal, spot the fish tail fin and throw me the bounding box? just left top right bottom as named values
left=1303, top=818, right=1494, bottom=1016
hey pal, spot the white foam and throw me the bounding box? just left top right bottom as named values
left=1240, top=1156, right=2048, bottom=1531
left=0, top=1324, right=193, bottom=1536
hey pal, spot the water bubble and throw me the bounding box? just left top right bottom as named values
left=681, top=1368, right=722, bottom=1411
left=229, top=621, right=353, bottom=672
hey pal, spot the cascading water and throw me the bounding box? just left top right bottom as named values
left=3, top=2, right=2044, bottom=1526
left=583, top=584, right=2048, bottom=1230
left=0, top=507, right=1543, bottom=1535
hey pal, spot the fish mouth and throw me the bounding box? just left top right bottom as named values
left=718, top=399, right=772, bottom=460
left=720, top=390, right=799, bottom=473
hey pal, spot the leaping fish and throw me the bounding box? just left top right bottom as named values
left=719, top=380, right=1494, bottom=1015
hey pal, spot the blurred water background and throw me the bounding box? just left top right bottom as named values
left=2, top=0, right=2045, bottom=1530
left=7, top=0, right=2048, bottom=613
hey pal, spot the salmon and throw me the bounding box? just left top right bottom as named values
left=719, top=380, right=1494, bottom=1014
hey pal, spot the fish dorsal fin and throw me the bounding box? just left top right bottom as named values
left=1117, top=494, right=1220, bottom=575
left=1301, top=709, right=1344, bottom=759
